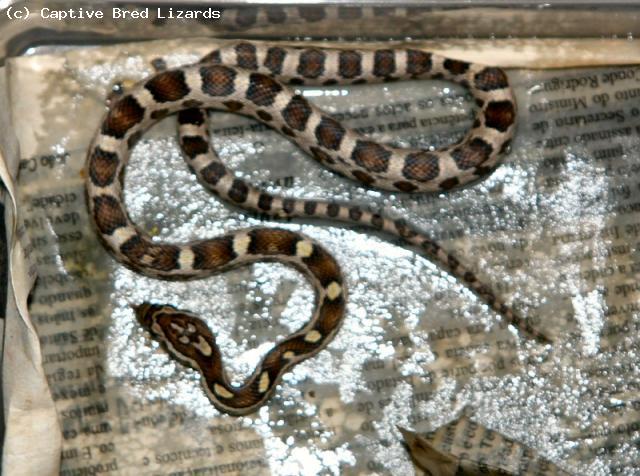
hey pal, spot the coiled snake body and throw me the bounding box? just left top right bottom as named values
left=86, top=42, right=547, bottom=416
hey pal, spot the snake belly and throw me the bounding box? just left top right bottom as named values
left=86, top=42, right=543, bottom=416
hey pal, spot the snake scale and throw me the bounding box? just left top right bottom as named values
left=86, top=42, right=549, bottom=416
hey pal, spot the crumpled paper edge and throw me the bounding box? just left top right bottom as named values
left=0, top=65, right=61, bottom=475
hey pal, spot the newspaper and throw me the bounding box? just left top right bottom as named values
left=399, top=415, right=571, bottom=475
left=3, top=38, right=640, bottom=475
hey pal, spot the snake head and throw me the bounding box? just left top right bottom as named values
left=132, top=302, right=171, bottom=331
left=131, top=302, right=152, bottom=330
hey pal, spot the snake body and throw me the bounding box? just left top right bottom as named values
left=86, top=42, right=545, bottom=416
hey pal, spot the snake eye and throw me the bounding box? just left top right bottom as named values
left=132, top=302, right=165, bottom=327
left=132, top=302, right=149, bottom=314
